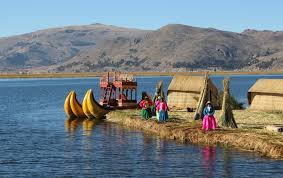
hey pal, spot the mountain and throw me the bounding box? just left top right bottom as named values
left=0, top=23, right=147, bottom=72
left=1, top=23, right=283, bottom=73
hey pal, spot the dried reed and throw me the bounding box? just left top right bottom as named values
left=194, top=73, right=208, bottom=120
left=219, top=78, right=238, bottom=128
left=107, top=110, right=283, bottom=159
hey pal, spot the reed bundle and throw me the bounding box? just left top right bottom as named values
left=194, top=73, right=208, bottom=120
left=219, top=78, right=237, bottom=128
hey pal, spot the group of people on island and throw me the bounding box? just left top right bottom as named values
left=139, top=95, right=169, bottom=122
left=138, top=93, right=217, bottom=131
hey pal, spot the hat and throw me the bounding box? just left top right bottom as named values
left=206, top=101, right=211, bottom=105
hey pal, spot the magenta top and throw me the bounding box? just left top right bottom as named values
left=156, top=102, right=168, bottom=111
left=139, top=100, right=152, bottom=109
left=155, top=100, right=161, bottom=107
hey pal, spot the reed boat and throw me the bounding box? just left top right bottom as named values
left=64, top=90, right=111, bottom=119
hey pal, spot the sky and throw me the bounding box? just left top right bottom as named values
left=0, top=0, right=283, bottom=37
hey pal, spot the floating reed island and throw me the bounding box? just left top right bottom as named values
left=106, top=109, right=283, bottom=159
left=63, top=73, right=283, bottom=159
left=106, top=76, right=283, bottom=160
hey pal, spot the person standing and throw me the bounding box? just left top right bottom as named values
left=155, top=96, right=161, bottom=120
left=202, top=101, right=217, bottom=131
left=156, top=98, right=169, bottom=122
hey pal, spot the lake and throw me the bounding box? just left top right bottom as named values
left=0, top=75, right=283, bottom=177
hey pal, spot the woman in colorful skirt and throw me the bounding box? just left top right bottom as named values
left=155, top=96, right=161, bottom=120
left=202, top=101, right=217, bottom=131
left=156, top=98, right=169, bottom=122
left=139, top=96, right=152, bottom=120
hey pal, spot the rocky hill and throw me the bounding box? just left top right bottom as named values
left=1, top=23, right=283, bottom=73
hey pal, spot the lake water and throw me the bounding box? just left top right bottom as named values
left=0, top=75, right=283, bottom=177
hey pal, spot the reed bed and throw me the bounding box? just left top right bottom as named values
left=107, top=109, right=283, bottom=159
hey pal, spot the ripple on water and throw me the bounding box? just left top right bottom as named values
left=0, top=76, right=283, bottom=177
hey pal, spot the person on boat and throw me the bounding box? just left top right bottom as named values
left=119, top=93, right=126, bottom=100
left=139, top=96, right=152, bottom=120
left=156, top=97, right=169, bottom=122
left=202, top=101, right=217, bottom=131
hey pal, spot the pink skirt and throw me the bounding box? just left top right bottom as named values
left=202, top=115, right=217, bottom=131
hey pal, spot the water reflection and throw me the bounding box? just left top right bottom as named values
left=82, top=119, right=97, bottom=137
left=155, top=137, right=166, bottom=161
left=223, top=149, right=233, bottom=178
left=65, top=118, right=104, bottom=137
left=65, top=118, right=79, bottom=133
left=100, top=122, right=128, bottom=145
left=65, top=118, right=87, bottom=134
left=202, top=146, right=216, bottom=178
left=65, top=118, right=101, bottom=134
left=2, top=76, right=283, bottom=177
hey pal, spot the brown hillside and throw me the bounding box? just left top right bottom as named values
left=1, top=23, right=283, bottom=73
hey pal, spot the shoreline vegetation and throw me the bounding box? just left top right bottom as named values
left=1, top=70, right=283, bottom=78
left=106, top=109, right=283, bottom=160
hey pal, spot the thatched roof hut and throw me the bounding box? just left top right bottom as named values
left=167, top=75, right=218, bottom=110
left=248, top=79, right=283, bottom=111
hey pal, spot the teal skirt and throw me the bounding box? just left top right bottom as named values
left=141, top=108, right=152, bottom=120
left=158, top=110, right=168, bottom=122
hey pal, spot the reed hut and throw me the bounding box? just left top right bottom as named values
left=248, top=79, right=283, bottom=111
left=167, top=75, right=218, bottom=110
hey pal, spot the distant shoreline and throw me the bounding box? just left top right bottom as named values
left=0, top=71, right=283, bottom=78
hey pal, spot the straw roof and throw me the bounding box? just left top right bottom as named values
left=168, top=75, right=207, bottom=93
left=248, top=79, right=283, bottom=95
